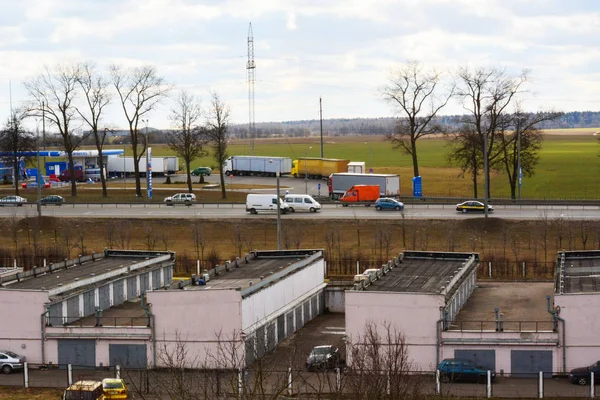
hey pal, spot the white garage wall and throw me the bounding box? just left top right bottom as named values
left=242, top=259, right=325, bottom=331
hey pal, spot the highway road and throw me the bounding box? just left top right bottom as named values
left=1, top=202, right=599, bottom=220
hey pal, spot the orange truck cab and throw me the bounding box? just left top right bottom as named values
left=339, top=185, right=380, bottom=206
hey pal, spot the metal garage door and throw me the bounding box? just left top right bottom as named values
left=58, top=340, right=96, bottom=368
left=303, top=300, right=310, bottom=323
left=295, top=305, right=304, bottom=330
left=140, top=273, right=150, bottom=294
left=454, top=350, right=496, bottom=372
left=277, top=314, right=285, bottom=343
left=152, top=269, right=161, bottom=289
left=319, top=292, right=325, bottom=314
left=256, top=326, right=266, bottom=358
left=83, top=290, right=95, bottom=316
left=267, top=322, right=276, bottom=351
left=245, top=336, right=255, bottom=366
left=48, top=303, right=62, bottom=326
left=113, top=280, right=125, bottom=306
left=98, top=285, right=110, bottom=311
left=311, top=295, right=318, bottom=319
left=66, top=296, right=79, bottom=323
left=164, top=266, right=173, bottom=285
left=109, top=344, right=147, bottom=369
left=127, top=277, right=137, bottom=299
left=511, top=350, right=553, bottom=378
left=286, top=312, right=294, bottom=336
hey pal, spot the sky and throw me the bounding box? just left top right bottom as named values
left=0, top=0, right=599, bottom=130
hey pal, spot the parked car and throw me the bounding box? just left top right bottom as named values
left=568, top=360, right=600, bottom=385
left=0, top=196, right=27, bottom=206
left=191, top=167, right=212, bottom=176
left=102, top=378, right=129, bottom=399
left=41, top=195, right=65, bottom=206
left=58, top=169, right=86, bottom=182
left=62, top=380, right=104, bottom=400
left=164, top=193, right=196, bottom=206
left=0, top=350, right=25, bottom=374
left=375, top=197, right=404, bottom=211
left=438, top=358, right=495, bottom=383
left=353, top=268, right=380, bottom=283
left=456, top=200, right=494, bottom=213
left=306, top=345, right=341, bottom=371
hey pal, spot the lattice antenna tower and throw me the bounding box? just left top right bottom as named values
left=247, top=22, right=256, bottom=155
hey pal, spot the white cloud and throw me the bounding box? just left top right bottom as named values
left=286, top=12, right=297, bottom=30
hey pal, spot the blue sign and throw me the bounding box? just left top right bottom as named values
left=518, top=167, right=522, bottom=187
left=412, top=176, right=422, bottom=198
left=318, top=183, right=321, bottom=190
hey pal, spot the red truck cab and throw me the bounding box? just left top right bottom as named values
left=339, top=185, right=380, bottom=206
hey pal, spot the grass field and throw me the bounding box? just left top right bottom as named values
left=100, top=131, right=600, bottom=199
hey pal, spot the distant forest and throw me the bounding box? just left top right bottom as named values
left=229, top=111, right=600, bottom=138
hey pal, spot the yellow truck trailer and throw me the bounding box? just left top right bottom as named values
left=291, top=158, right=350, bottom=179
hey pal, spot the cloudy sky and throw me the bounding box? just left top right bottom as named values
left=0, top=0, right=598, bottom=130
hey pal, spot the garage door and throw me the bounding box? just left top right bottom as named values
left=113, top=280, right=125, bottom=305
left=66, top=296, right=80, bottom=323
left=140, top=273, right=150, bottom=294
left=127, top=277, right=137, bottom=299
left=83, top=290, right=96, bottom=316
left=277, top=314, right=285, bottom=343
left=454, top=350, right=496, bottom=372
left=58, top=340, right=96, bottom=368
left=286, top=312, right=294, bottom=336
left=48, top=303, right=62, bottom=326
left=511, top=350, right=553, bottom=378
left=245, top=336, right=255, bottom=366
left=99, top=285, right=110, bottom=311
left=109, top=344, right=147, bottom=369
left=295, top=306, right=304, bottom=330
left=152, top=269, right=161, bottom=289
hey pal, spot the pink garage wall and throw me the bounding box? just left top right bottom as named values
left=345, top=291, right=444, bottom=372
left=148, top=289, right=243, bottom=369
left=0, top=290, right=48, bottom=364
left=554, top=293, right=600, bottom=371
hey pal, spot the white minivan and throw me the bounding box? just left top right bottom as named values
left=284, top=194, right=321, bottom=213
left=246, top=194, right=290, bottom=214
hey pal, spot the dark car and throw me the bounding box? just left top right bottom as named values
left=375, top=197, right=404, bottom=211
left=41, top=195, right=65, bottom=206
left=191, top=167, right=212, bottom=176
left=569, top=360, right=600, bottom=385
left=456, top=200, right=494, bottom=214
left=306, top=345, right=340, bottom=371
left=438, top=359, right=495, bottom=383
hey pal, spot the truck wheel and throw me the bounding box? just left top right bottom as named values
left=225, top=171, right=231, bottom=176
left=289, top=207, right=295, bottom=213
left=365, top=204, right=371, bottom=207
left=250, top=208, right=257, bottom=214
left=309, top=207, right=316, bottom=213
left=293, top=173, right=298, bottom=178
left=376, top=206, right=382, bottom=211
left=342, top=204, right=348, bottom=207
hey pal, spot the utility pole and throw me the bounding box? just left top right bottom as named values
left=247, top=23, right=256, bottom=155
left=319, top=97, right=324, bottom=158
left=483, top=131, right=489, bottom=219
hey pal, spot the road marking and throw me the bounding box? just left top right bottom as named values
left=320, top=331, right=346, bottom=335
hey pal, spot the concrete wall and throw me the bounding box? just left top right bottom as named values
left=0, top=290, right=48, bottom=364
left=325, top=286, right=346, bottom=313
left=345, top=291, right=444, bottom=371
left=148, top=289, right=243, bottom=368
left=242, top=258, right=325, bottom=332
left=554, top=293, right=600, bottom=371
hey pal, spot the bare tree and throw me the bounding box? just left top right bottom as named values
left=25, top=64, right=87, bottom=196
left=0, top=111, right=36, bottom=195
left=203, top=91, right=230, bottom=199
left=447, top=125, right=482, bottom=196
left=75, top=62, right=112, bottom=197
left=383, top=61, right=453, bottom=177
left=110, top=65, right=170, bottom=197
left=191, top=219, right=208, bottom=267
left=454, top=66, right=527, bottom=198
left=168, top=90, right=209, bottom=192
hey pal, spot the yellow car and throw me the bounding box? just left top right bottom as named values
left=456, top=200, right=494, bottom=213
left=102, top=378, right=128, bottom=399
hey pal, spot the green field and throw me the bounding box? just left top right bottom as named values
left=107, top=132, right=600, bottom=199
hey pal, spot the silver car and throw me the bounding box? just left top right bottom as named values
left=163, top=193, right=197, bottom=206
left=0, top=350, right=25, bottom=374
left=0, top=195, right=27, bottom=206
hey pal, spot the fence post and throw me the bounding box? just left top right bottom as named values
left=488, top=262, right=492, bottom=278
left=487, top=370, right=492, bottom=398
left=591, top=371, right=595, bottom=398
left=116, top=364, right=121, bottom=379
left=386, top=371, right=391, bottom=395
left=538, top=370, right=543, bottom=399
left=336, top=367, right=341, bottom=393
left=288, top=367, right=293, bottom=396
left=197, top=260, right=200, bottom=276
left=523, top=262, right=526, bottom=278
left=435, top=369, right=440, bottom=395
left=68, top=364, right=73, bottom=386
left=238, top=369, right=243, bottom=398
left=23, top=362, right=29, bottom=388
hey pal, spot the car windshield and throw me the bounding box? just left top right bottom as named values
left=103, top=380, right=124, bottom=389
left=312, top=347, right=332, bottom=355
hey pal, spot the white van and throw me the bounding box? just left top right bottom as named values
left=284, top=194, right=321, bottom=213
left=246, top=194, right=290, bottom=215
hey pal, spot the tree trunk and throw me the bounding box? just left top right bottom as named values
left=67, top=152, right=77, bottom=197
left=13, top=156, right=19, bottom=196
left=411, top=139, right=419, bottom=177
left=132, top=139, right=142, bottom=198
left=98, top=147, right=107, bottom=197
left=186, top=162, right=192, bottom=193
left=219, top=171, right=226, bottom=199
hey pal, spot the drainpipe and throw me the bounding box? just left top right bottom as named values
left=141, top=295, right=157, bottom=368
left=436, top=307, right=446, bottom=367
left=546, top=295, right=566, bottom=374
left=40, top=309, right=48, bottom=365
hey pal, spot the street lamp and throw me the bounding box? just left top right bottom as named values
left=35, top=120, right=42, bottom=218
left=269, top=159, right=282, bottom=251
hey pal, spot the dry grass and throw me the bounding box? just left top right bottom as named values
left=0, top=387, right=64, bottom=399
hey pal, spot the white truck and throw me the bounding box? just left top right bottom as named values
left=223, top=156, right=292, bottom=177
left=107, top=156, right=179, bottom=176
left=328, top=173, right=400, bottom=200
left=246, top=194, right=290, bottom=214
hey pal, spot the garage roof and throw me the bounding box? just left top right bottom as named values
left=556, top=251, right=600, bottom=294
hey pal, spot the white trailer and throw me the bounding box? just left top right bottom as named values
left=328, top=173, right=400, bottom=199
left=107, top=156, right=179, bottom=176
left=223, top=156, right=292, bottom=177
